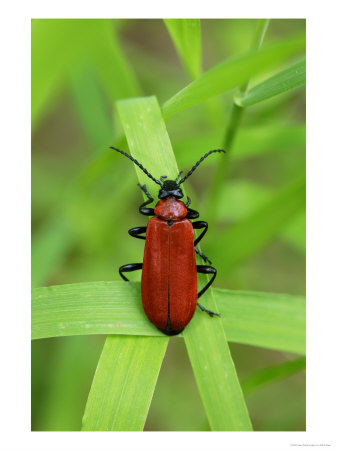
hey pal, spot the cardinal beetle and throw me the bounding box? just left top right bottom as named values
left=111, top=146, right=226, bottom=335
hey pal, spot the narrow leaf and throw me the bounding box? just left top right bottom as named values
left=90, top=21, right=142, bottom=102
left=82, top=335, right=168, bottom=431
left=31, top=282, right=305, bottom=355
left=31, top=281, right=162, bottom=340
left=213, top=288, right=305, bottom=355
left=31, top=19, right=141, bottom=129
left=162, top=36, right=305, bottom=117
left=164, top=19, right=202, bottom=79
left=235, top=57, right=306, bottom=107
left=69, top=63, right=115, bottom=149
left=242, top=357, right=306, bottom=395
left=184, top=310, right=253, bottom=430
left=116, top=96, right=180, bottom=200
left=116, top=96, right=251, bottom=430
left=173, top=123, right=305, bottom=165
left=31, top=217, right=74, bottom=288
left=208, top=172, right=306, bottom=273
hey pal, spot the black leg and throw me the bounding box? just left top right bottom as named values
left=194, top=247, right=212, bottom=265
left=197, top=302, right=220, bottom=317
left=128, top=226, right=147, bottom=240
left=186, top=207, right=199, bottom=220
left=192, top=220, right=208, bottom=246
left=196, top=264, right=217, bottom=298
left=185, top=196, right=191, bottom=208
left=119, top=263, right=143, bottom=281
left=196, top=265, right=219, bottom=317
left=137, top=184, right=155, bottom=216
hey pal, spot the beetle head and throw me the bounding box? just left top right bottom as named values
left=158, top=179, right=183, bottom=199
left=109, top=147, right=227, bottom=196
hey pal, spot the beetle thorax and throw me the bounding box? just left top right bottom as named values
left=154, top=198, right=187, bottom=221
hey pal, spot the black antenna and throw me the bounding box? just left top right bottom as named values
left=110, top=146, right=162, bottom=187
left=178, top=149, right=226, bottom=185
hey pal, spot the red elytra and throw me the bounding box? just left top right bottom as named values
left=141, top=199, right=197, bottom=334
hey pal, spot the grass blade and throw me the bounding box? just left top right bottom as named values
left=31, top=19, right=141, bottom=130
left=232, top=123, right=305, bottom=159
left=208, top=172, right=306, bottom=273
left=69, top=63, right=115, bottom=150
left=31, top=218, right=74, bottom=288
left=213, top=288, right=305, bottom=355
left=183, top=309, right=253, bottom=430
left=164, top=19, right=202, bottom=79
left=173, top=123, right=305, bottom=166
left=31, top=282, right=305, bottom=355
left=31, top=281, right=162, bottom=339
left=81, top=335, right=168, bottom=430
left=235, top=57, right=306, bottom=107
left=162, top=36, right=305, bottom=117
left=116, top=96, right=180, bottom=199
left=241, top=357, right=306, bottom=395
left=115, top=96, right=251, bottom=430
left=90, top=21, right=142, bottom=102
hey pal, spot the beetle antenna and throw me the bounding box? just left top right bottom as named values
left=110, top=146, right=162, bottom=187
left=175, top=171, right=183, bottom=182
left=178, top=149, right=227, bottom=185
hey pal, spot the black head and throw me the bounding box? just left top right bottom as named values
left=158, top=179, right=183, bottom=199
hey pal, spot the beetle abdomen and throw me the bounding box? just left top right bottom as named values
left=141, top=217, right=198, bottom=335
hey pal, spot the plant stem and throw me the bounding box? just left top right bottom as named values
left=205, top=19, right=270, bottom=226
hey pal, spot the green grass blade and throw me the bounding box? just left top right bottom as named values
left=183, top=309, right=252, bottom=430
left=282, top=210, right=306, bottom=253
left=116, top=96, right=251, bottom=430
left=31, top=217, right=74, bottom=288
left=205, top=20, right=270, bottom=227
left=162, top=36, right=305, bottom=117
left=173, top=123, right=305, bottom=165
left=164, top=19, right=202, bottom=79
left=31, top=281, right=161, bottom=339
left=208, top=172, right=306, bottom=273
left=241, top=357, right=306, bottom=395
left=235, top=57, right=306, bottom=107
left=90, top=21, right=142, bottom=102
left=32, top=281, right=305, bottom=354
left=81, top=335, right=168, bottom=430
left=31, top=19, right=141, bottom=130
left=116, top=96, right=180, bottom=200
left=232, top=123, right=306, bottom=159
left=213, top=288, right=305, bottom=355
left=69, top=63, right=115, bottom=150
left=31, top=19, right=85, bottom=127
left=215, top=180, right=305, bottom=253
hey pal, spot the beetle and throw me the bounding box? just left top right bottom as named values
left=110, top=146, right=226, bottom=335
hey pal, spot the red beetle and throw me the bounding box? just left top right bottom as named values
left=111, top=146, right=226, bottom=335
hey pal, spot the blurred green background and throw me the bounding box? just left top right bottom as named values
left=31, top=19, right=305, bottom=431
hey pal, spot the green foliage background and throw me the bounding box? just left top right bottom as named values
left=31, top=19, right=305, bottom=431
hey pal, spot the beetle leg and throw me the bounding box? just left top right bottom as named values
left=185, top=196, right=191, bottom=208
left=196, top=263, right=220, bottom=316
left=196, top=264, right=218, bottom=299
left=192, top=220, right=209, bottom=246
left=128, top=226, right=147, bottom=240
left=186, top=207, right=199, bottom=220
left=137, top=183, right=155, bottom=216
left=119, top=263, right=143, bottom=281
left=197, top=302, right=220, bottom=317
left=194, top=247, right=212, bottom=265
left=138, top=183, right=153, bottom=200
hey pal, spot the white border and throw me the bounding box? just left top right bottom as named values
left=1, top=1, right=337, bottom=449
